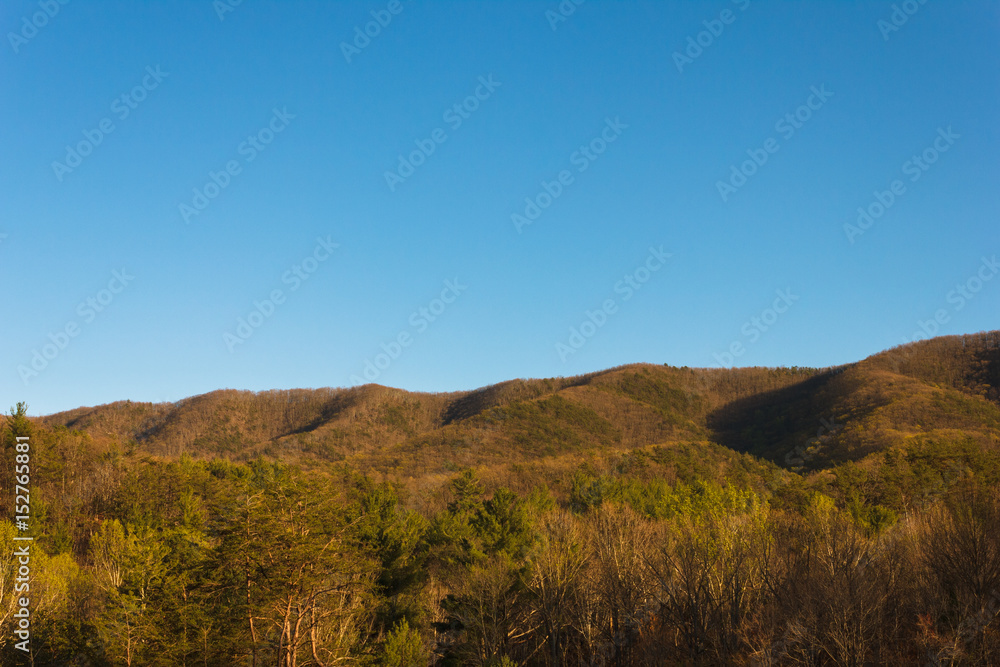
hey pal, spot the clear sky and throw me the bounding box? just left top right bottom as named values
left=2, top=0, right=998, bottom=416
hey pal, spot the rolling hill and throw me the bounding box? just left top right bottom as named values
left=37, top=331, right=1000, bottom=497
left=7, top=330, right=1000, bottom=665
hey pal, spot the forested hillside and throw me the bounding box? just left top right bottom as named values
left=3, top=331, right=1000, bottom=665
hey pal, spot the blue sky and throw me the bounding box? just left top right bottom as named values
left=2, top=0, right=998, bottom=416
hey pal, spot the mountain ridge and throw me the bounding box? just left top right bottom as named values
left=35, top=332, right=1000, bottom=482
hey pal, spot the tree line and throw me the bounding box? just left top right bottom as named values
left=2, top=403, right=1000, bottom=665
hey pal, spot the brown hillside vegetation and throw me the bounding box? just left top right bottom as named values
left=4, top=331, right=1000, bottom=665
left=40, top=331, right=1000, bottom=483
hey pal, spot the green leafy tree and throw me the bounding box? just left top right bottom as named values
left=472, top=488, right=533, bottom=558
left=357, top=482, right=429, bottom=629
left=382, top=618, right=426, bottom=667
left=3, top=402, right=32, bottom=446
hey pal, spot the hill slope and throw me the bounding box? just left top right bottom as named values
left=38, top=332, right=1000, bottom=483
